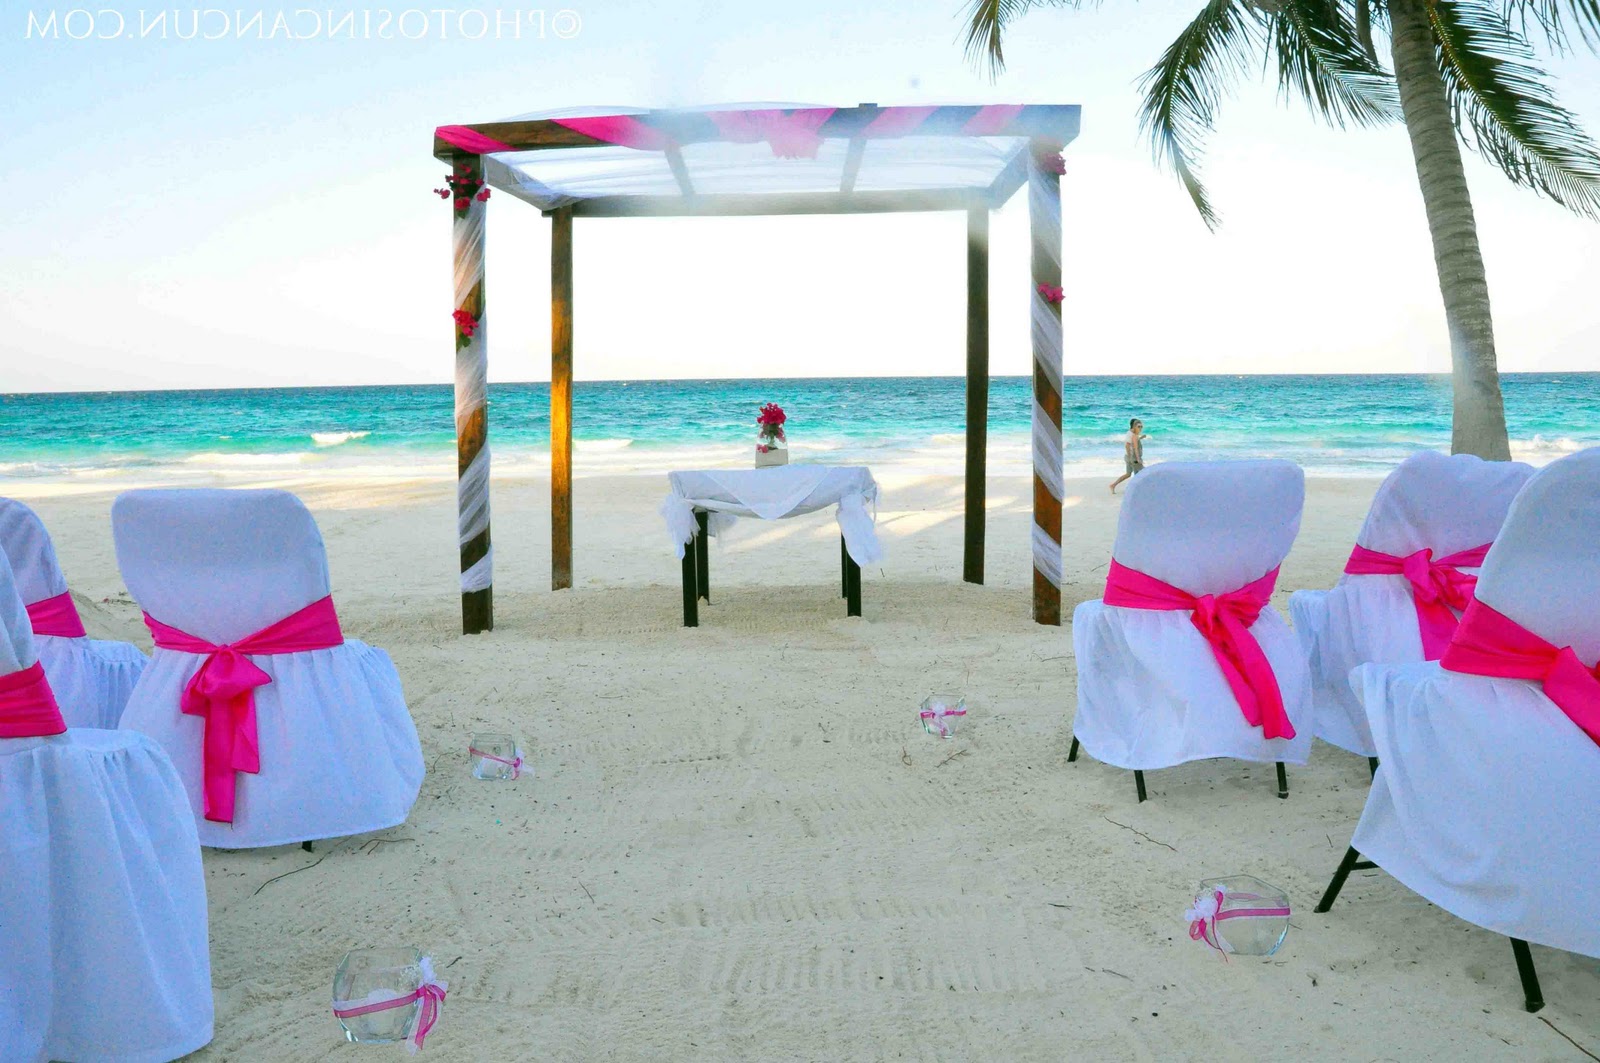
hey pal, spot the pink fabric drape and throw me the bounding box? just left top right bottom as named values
left=707, top=108, right=837, bottom=158
left=1441, top=600, right=1600, bottom=748
left=0, top=661, right=67, bottom=738
left=1104, top=560, right=1295, bottom=740
left=143, top=596, right=344, bottom=824
left=25, top=590, right=87, bottom=638
left=551, top=115, right=673, bottom=151
left=961, top=104, right=1025, bottom=135
left=1344, top=543, right=1490, bottom=660
left=433, top=125, right=514, bottom=154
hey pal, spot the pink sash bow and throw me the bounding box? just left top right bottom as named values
left=1441, top=600, right=1600, bottom=748
left=1104, top=560, right=1295, bottom=740
left=25, top=591, right=88, bottom=638
left=1344, top=543, right=1490, bottom=660
left=0, top=661, right=68, bottom=738
left=143, top=596, right=344, bottom=824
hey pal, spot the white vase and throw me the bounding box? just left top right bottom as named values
left=755, top=435, right=788, bottom=467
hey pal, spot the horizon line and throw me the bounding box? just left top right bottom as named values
left=7, top=368, right=1598, bottom=399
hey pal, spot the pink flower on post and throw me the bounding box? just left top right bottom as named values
left=1037, top=283, right=1064, bottom=305
left=476, top=188, right=491, bottom=201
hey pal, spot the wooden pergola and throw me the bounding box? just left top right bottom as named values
left=432, top=104, right=1080, bottom=634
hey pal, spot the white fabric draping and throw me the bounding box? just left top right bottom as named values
left=453, top=193, right=491, bottom=596
left=1290, top=452, right=1533, bottom=756
left=1072, top=460, right=1312, bottom=769
left=662, top=466, right=882, bottom=566
left=486, top=105, right=1031, bottom=211
left=1349, top=446, right=1600, bottom=958
left=0, top=551, right=213, bottom=1063
left=0, top=498, right=148, bottom=728
left=112, top=489, right=425, bottom=848
left=1027, top=151, right=1064, bottom=594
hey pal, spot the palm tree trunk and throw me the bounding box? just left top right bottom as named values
left=1387, top=0, right=1512, bottom=459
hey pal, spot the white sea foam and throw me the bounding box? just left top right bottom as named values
left=311, top=431, right=371, bottom=447
left=1511, top=435, right=1588, bottom=464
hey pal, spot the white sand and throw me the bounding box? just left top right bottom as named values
left=13, top=471, right=1599, bottom=1060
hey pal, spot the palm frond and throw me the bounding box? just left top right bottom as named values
left=961, top=0, right=1083, bottom=75
left=1501, top=0, right=1600, bottom=52
left=1356, top=0, right=1380, bottom=60
left=1431, top=0, right=1600, bottom=215
left=1136, top=0, right=1263, bottom=228
left=1272, top=0, right=1402, bottom=127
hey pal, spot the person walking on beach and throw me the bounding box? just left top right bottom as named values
left=1111, top=418, right=1148, bottom=494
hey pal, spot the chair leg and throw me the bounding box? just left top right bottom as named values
left=1067, top=736, right=1079, bottom=763
left=841, top=537, right=848, bottom=598
left=1275, top=761, right=1289, bottom=799
left=1511, top=938, right=1544, bottom=1013
left=1367, top=756, right=1379, bottom=779
left=1314, top=845, right=1371, bottom=913
left=1133, top=770, right=1147, bottom=803
left=302, top=841, right=314, bottom=853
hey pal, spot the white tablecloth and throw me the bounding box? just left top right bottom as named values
left=662, top=465, right=882, bottom=565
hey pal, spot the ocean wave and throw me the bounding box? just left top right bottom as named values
left=1511, top=434, right=1588, bottom=463
left=577, top=438, right=634, bottom=452
left=311, top=431, right=371, bottom=448
left=181, top=451, right=317, bottom=467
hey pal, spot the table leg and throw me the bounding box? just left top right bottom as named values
left=695, top=510, right=710, bottom=602
left=844, top=538, right=862, bottom=618
left=681, top=531, right=699, bottom=628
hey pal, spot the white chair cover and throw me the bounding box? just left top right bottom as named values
left=1351, top=446, right=1600, bottom=958
left=113, top=488, right=425, bottom=848
left=0, top=550, right=213, bottom=1063
left=1289, top=453, right=1533, bottom=756
left=1072, top=460, right=1313, bottom=769
left=0, top=497, right=147, bottom=729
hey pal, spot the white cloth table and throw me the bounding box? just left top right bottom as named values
left=1289, top=452, right=1532, bottom=757
left=0, top=497, right=148, bottom=729
left=112, top=488, right=425, bottom=848
left=0, top=549, right=213, bottom=1063
left=661, top=465, right=881, bottom=626
left=1071, top=459, right=1312, bottom=798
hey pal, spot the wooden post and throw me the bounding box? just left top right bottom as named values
left=452, top=153, right=493, bottom=634
left=963, top=208, right=990, bottom=585
left=551, top=206, right=574, bottom=591
left=1028, top=142, right=1064, bottom=626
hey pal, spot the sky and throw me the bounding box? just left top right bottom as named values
left=0, top=0, right=1597, bottom=393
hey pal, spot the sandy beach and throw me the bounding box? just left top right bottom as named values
left=10, top=470, right=1597, bottom=1060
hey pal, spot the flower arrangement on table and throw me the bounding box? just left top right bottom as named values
left=755, top=402, right=789, bottom=467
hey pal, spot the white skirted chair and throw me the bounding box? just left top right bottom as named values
left=0, top=497, right=148, bottom=729
left=1315, top=446, right=1600, bottom=1013
left=1070, top=460, right=1311, bottom=801
left=1289, top=452, right=1532, bottom=764
left=0, top=549, right=213, bottom=1063
left=113, top=488, right=425, bottom=849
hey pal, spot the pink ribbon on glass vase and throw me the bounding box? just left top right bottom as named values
left=331, top=956, right=448, bottom=1054
left=25, top=591, right=87, bottom=638
left=1344, top=543, right=1490, bottom=660
left=1185, top=887, right=1292, bottom=959
left=142, top=596, right=345, bottom=823
left=469, top=746, right=523, bottom=778
left=1441, top=599, right=1600, bottom=747
left=1103, top=561, right=1295, bottom=740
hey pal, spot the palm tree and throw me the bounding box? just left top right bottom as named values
left=965, top=0, right=1600, bottom=458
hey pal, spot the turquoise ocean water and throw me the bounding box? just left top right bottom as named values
left=3, top=374, right=1597, bottom=483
